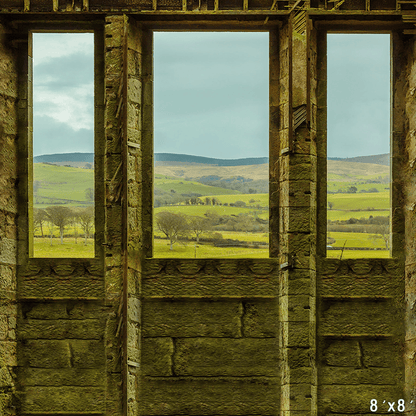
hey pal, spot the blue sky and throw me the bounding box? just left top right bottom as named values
left=33, top=32, right=390, bottom=159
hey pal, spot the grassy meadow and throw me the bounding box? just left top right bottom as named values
left=32, top=156, right=392, bottom=259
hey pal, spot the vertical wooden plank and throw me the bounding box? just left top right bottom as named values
left=24, top=0, right=30, bottom=11
left=83, top=0, right=89, bottom=11
left=243, top=0, right=249, bottom=10
left=153, top=0, right=157, bottom=10
left=53, top=0, right=58, bottom=11
left=214, top=0, right=219, bottom=11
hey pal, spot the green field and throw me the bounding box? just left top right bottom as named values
left=327, top=191, right=389, bottom=210
left=154, top=238, right=268, bottom=258
left=34, top=163, right=94, bottom=208
left=154, top=204, right=269, bottom=219
left=155, top=174, right=240, bottom=195
left=33, top=237, right=94, bottom=258
left=207, top=193, right=268, bottom=207
left=31, top=159, right=393, bottom=259
left=327, top=209, right=389, bottom=222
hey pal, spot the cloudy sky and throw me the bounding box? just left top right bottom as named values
left=33, top=32, right=390, bottom=159
left=327, top=33, right=390, bottom=158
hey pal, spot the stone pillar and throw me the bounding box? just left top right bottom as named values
left=279, top=12, right=317, bottom=416
left=0, top=19, right=19, bottom=416
left=398, top=31, right=416, bottom=413
left=104, top=14, right=126, bottom=416
left=104, top=15, right=147, bottom=415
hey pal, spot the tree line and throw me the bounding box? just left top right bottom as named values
left=34, top=206, right=94, bottom=245
left=156, top=210, right=268, bottom=250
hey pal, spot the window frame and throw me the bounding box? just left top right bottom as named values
left=142, top=24, right=281, bottom=260
left=17, top=22, right=105, bottom=267
left=313, top=21, right=402, bottom=260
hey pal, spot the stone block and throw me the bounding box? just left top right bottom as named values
left=128, top=77, right=142, bottom=104
left=0, top=366, right=13, bottom=388
left=283, top=321, right=310, bottom=347
left=281, top=295, right=311, bottom=322
left=142, top=337, right=173, bottom=376
left=19, top=340, right=70, bottom=368
left=17, top=367, right=103, bottom=387
left=322, top=339, right=360, bottom=367
left=21, top=386, right=105, bottom=413
left=320, top=299, right=396, bottom=336
left=319, top=385, right=402, bottom=414
left=320, top=367, right=399, bottom=385
left=140, top=377, right=279, bottom=415
left=142, top=299, right=241, bottom=338
left=361, top=339, right=400, bottom=368
left=18, top=318, right=103, bottom=340
left=70, top=340, right=105, bottom=368
left=242, top=299, right=278, bottom=337
left=174, top=338, right=279, bottom=377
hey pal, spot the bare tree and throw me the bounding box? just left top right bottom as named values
left=156, top=211, right=188, bottom=250
left=85, top=188, right=94, bottom=202
left=328, top=201, right=334, bottom=210
left=188, top=216, right=210, bottom=244
left=68, top=208, right=80, bottom=244
left=33, top=208, right=47, bottom=237
left=370, top=224, right=390, bottom=250
left=45, top=206, right=72, bottom=244
left=78, top=206, right=94, bottom=245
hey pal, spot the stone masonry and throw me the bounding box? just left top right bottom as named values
left=0, top=0, right=415, bottom=415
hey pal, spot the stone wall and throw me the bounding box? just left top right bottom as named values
left=0, top=19, right=18, bottom=416
left=0, top=6, right=414, bottom=416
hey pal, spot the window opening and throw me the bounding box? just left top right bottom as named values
left=326, top=33, right=391, bottom=258
left=153, top=32, right=269, bottom=258
left=32, top=32, right=95, bottom=258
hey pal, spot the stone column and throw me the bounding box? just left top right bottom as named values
left=0, top=19, right=19, bottom=416
left=279, top=11, right=318, bottom=416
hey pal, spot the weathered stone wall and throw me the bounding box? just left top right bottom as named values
left=0, top=7, right=414, bottom=416
left=315, top=25, right=406, bottom=414
left=0, top=19, right=18, bottom=416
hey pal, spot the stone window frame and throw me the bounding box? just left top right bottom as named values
left=139, top=19, right=282, bottom=260
left=313, top=18, right=404, bottom=260
left=17, top=18, right=105, bottom=269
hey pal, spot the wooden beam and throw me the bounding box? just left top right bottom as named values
left=153, top=0, right=157, bottom=11
left=214, top=0, right=219, bottom=11
left=24, top=0, right=30, bottom=12
left=182, top=0, right=187, bottom=11
left=83, top=0, right=89, bottom=11
left=243, top=0, right=249, bottom=10
left=53, top=0, right=58, bottom=11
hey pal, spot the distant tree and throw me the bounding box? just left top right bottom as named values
left=68, top=208, right=80, bottom=244
left=328, top=201, right=334, bottom=210
left=205, top=197, right=211, bottom=206
left=156, top=211, right=188, bottom=250
left=33, top=208, right=47, bottom=237
left=371, top=224, right=390, bottom=250
left=45, top=206, right=72, bottom=244
left=188, top=216, right=210, bottom=244
left=33, top=180, right=41, bottom=196
left=84, top=163, right=93, bottom=169
left=347, top=186, right=357, bottom=193
left=85, top=188, right=94, bottom=202
left=234, top=201, right=246, bottom=208
left=78, top=206, right=94, bottom=245
left=368, top=187, right=379, bottom=193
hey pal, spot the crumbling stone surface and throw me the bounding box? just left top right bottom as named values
left=0, top=5, right=413, bottom=416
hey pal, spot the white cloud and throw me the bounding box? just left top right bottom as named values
left=34, top=84, right=94, bottom=131
left=32, top=33, right=93, bottom=66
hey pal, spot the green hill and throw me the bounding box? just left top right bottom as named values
left=33, top=163, right=94, bottom=207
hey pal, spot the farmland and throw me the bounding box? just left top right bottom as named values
left=31, top=154, right=392, bottom=259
